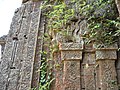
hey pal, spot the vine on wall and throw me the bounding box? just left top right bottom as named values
left=39, top=51, right=54, bottom=90
left=80, top=0, right=120, bottom=47
left=41, top=0, right=120, bottom=47
left=38, top=0, right=120, bottom=89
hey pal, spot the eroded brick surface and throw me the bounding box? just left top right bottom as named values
left=0, top=0, right=119, bottom=90
left=0, top=1, right=43, bottom=90
left=63, top=61, right=81, bottom=90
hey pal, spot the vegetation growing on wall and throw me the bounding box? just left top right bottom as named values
left=39, top=51, right=54, bottom=90
left=41, top=0, right=120, bottom=47
left=79, top=0, right=120, bottom=47
left=41, top=0, right=76, bottom=44
left=38, top=0, right=120, bottom=89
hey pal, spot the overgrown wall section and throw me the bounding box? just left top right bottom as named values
left=0, top=0, right=120, bottom=90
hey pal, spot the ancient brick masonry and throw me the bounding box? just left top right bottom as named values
left=95, top=45, right=118, bottom=90
left=59, top=43, right=83, bottom=90
left=0, top=0, right=44, bottom=90
left=56, top=43, right=118, bottom=90
left=0, top=0, right=120, bottom=90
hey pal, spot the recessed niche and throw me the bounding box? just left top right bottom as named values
left=24, top=35, right=27, bottom=39
left=13, top=37, right=18, bottom=41
left=10, top=67, right=16, bottom=69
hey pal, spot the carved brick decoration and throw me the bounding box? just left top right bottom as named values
left=59, top=43, right=83, bottom=61
left=59, top=43, right=83, bottom=90
left=0, top=1, right=43, bottom=90
left=31, top=15, right=45, bottom=89
left=84, top=65, right=96, bottom=90
left=96, top=46, right=118, bottom=90
left=0, top=0, right=120, bottom=90
left=82, top=52, right=96, bottom=90
left=63, top=61, right=81, bottom=90
left=53, top=52, right=63, bottom=90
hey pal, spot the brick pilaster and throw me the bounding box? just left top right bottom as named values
left=59, top=43, right=83, bottom=90
left=95, top=44, right=118, bottom=90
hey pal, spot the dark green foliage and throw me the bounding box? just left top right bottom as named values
left=78, top=0, right=120, bottom=46
left=39, top=51, right=54, bottom=90
left=41, top=0, right=120, bottom=47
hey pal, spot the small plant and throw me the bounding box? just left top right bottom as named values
left=41, top=0, right=75, bottom=44
left=107, top=80, right=118, bottom=89
left=39, top=51, right=54, bottom=90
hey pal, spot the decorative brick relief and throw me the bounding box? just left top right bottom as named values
left=0, top=1, right=43, bottom=90
left=60, top=43, right=83, bottom=90
left=60, top=43, right=83, bottom=61
left=61, top=50, right=82, bottom=61
left=31, top=15, right=45, bottom=89
left=63, top=61, right=80, bottom=90
left=96, top=50, right=117, bottom=60
left=18, top=1, right=42, bottom=90
left=96, top=45, right=118, bottom=90
left=53, top=52, right=63, bottom=90
left=59, top=43, right=83, bottom=51
left=0, top=0, right=119, bottom=90
left=97, top=60, right=118, bottom=90
left=7, top=69, right=19, bottom=90
left=84, top=65, right=96, bottom=90
left=82, top=51, right=96, bottom=90
left=0, top=4, right=26, bottom=90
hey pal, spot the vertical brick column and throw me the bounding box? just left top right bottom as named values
left=53, top=52, right=63, bottom=90
left=95, top=45, right=118, bottom=90
left=59, top=43, right=83, bottom=90
left=82, top=52, right=96, bottom=89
